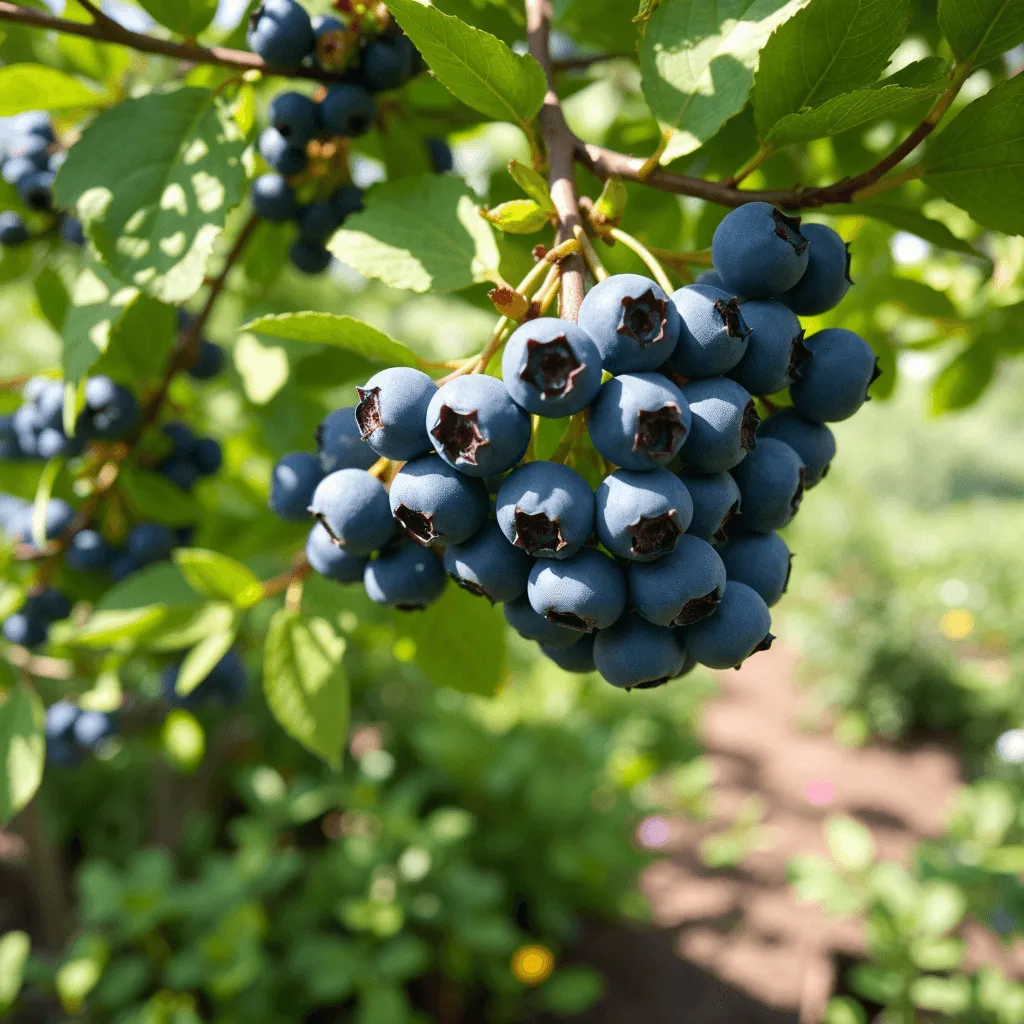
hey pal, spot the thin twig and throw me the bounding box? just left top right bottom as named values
left=605, top=226, right=674, bottom=293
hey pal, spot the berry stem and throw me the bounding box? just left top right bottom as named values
left=575, top=225, right=610, bottom=282
left=259, top=555, right=312, bottom=602
left=549, top=411, right=587, bottom=464
left=647, top=245, right=714, bottom=269
left=725, top=144, right=775, bottom=188
left=604, top=226, right=675, bottom=293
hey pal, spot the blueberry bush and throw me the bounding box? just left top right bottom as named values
left=1, top=0, right=1023, bottom=1019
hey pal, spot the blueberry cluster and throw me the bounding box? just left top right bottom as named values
left=162, top=649, right=248, bottom=710
left=270, top=202, right=870, bottom=688
left=0, top=111, right=83, bottom=248
left=247, top=0, right=443, bottom=275
left=45, top=700, right=117, bottom=767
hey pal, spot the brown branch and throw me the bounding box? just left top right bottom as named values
left=526, top=0, right=585, bottom=322
left=0, top=1, right=349, bottom=83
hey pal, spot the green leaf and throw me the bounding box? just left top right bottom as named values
left=378, top=116, right=433, bottom=180
left=640, top=0, right=813, bottom=162
left=404, top=585, right=506, bottom=696
left=133, top=0, right=219, bottom=36
left=263, top=610, right=349, bottom=767
left=916, top=880, right=965, bottom=935
left=980, top=844, right=1024, bottom=872
left=34, top=266, right=70, bottom=335
left=910, top=976, right=970, bottom=1015
left=143, top=603, right=237, bottom=652
left=481, top=199, right=552, bottom=234
left=931, top=339, right=996, bottom=414
left=938, top=0, right=1024, bottom=67
left=825, top=815, right=875, bottom=872
left=98, top=293, right=177, bottom=383
left=385, top=0, right=546, bottom=128
left=909, top=936, right=965, bottom=971
left=540, top=967, right=605, bottom=1015
left=0, top=931, right=30, bottom=1012
left=765, top=82, right=943, bottom=147
left=508, top=159, right=556, bottom=212
left=753, top=0, right=911, bottom=139
left=117, top=467, right=203, bottom=527
left=56, top=607, right=168, bottom=649
left=824, top=997, right=867, bottom=1024
left=329, top=175, right=501, bottom=293
left=97, top=562, right=203, bottom=613
left=30, top=457, right=62, bottom=549
left=0, top=684, right=45, bottom=825
left=175, top=628, right=237, bottom=697
left=243, top=312, right=426, bottom=369
left=922, top=74, right=1024, bottom=236
left=0, top=64, right=104, bottom=116
left=174, top=549, right=264, bottom=608
left=54, top=87, right=246, bottom=303
left=882, top=277, right=957, bottom=320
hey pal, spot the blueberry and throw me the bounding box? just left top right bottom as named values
left=502, top=318, right=603, bottom=418
left=731, top=437, right=805, bottom=533
left=160, top=456, right=199, bottom=491
left=2, top=610, right=48, bottom=647
left=628, top=534, right=726, bottom=628
left=45, top=700, right=80, bottom=741
left=496, top=461, right=594, bottom=559
left=503, top=594, right=579, bottom=648
left=527, top=548, right=626, bottom=632
left=363, top=541, right=446, bottom=610
left=757, top=409, right=836, bottom=487
left=356, top=366, right=437, bottom=461
left=779, top=223, right=851, bottom=316
left=426, top=375, right=531, bottom=478
left=73, top=710, right=117, bottom=750
left=34, top=589, right=70, bottom=623
left=297, top=202, right=340, bottom=245
left=680, top=580, right=773, bottom=669
left=66, top=529, right=111, bottom=572
left=60, top=215, right=86, bottom=247
left=0, top=211, right=29, bottom=246
left=695, top=269, right=727, bottom=290
left=680, top=377, right=759, bottom=473
left=269, top=451, right=323, bottom=521
left=588, top=372, right=691, bottom=472
left=0, top=494, right=30, bottom=533
left=162, top=421, right=197, bottom=455
left=577, top=274, right=680, bottom=374
left=427, top=137, right=454, bottom=174
left=667, top=285, right=748, bottom=378
left=83, top=377, right=140, bottom=439
left=443, top=520, right=533, bottom=604
left=318, top=407, right=379, bottom=473
left=712, top=202, right=810, bottom=299
left=34, top=380, right=65, bottom=428
left=2, top=157, right=39, bottom=188
left=250, top=174, right=298, bottom=222
left=7, top=134, right=49, bottom=168
left=268, top=90, right=319, bottom=146
left=16, top=498, right=75, bottom=545
left=37, top=428, right=82, bottom=460
left=319, top=84, right=376, bottom=137
left=330, top=183, right=364, bottom=221
left=164, top=650, right=247, bottom=708
left=188, top=340, right=225, bottom=381
left=790, top=328, right=879, bottom=423
left=290, top=239, right=333, bottom=275
left=730, top=300, right=806, bottom=396
left=47, top=736, right=79, bottom=768
left=541, top=633, right=596, bottom=673
left=13, top=111, right=55, bottom=142
left=193, top=437, right=223, bottom=476
left=595, top=468, right=693, bottom=562
left=305, top=521, right=368, bottom=583
left=17, top=169, right=55, bottom=212
left=593, top=613, right=686, bottom=689
left=247, top=0, right=315, bottom=66
left=310, top=469, right=394, bottom=555
left=678, top=469, right=742, bottom=543
left=259, top=127, right=308, bottom=176
left=108, top=551, right=142, bottom=582
left=719, top=531, right=792, bottom=607
left=388, top=455, right=489, bottom=546
left=359, top=35, right=418, bottom=92
left=127, top=522, right=176, bottom=564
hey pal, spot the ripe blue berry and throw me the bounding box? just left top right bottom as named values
left=259, top=127, right=308, bottom=175
left=2, top=606, right=48, bottom=647
left=188, top=340, right=225, bottom=381
left=270, top=452, right=323, bottom=520
left=427, top=137, right=453, bottom=173
left=720, top=531, right=792, bottom=607
left=2, top=157, right=38, bottom=188
left=17, top=169, right=55, bottom=212
left=360, top=35, right=418, bottom=92
left=577, top=274, right=680, bottom=374
left=680, top=580, right=773, bottom=669
left=46, top=700, right=79, bottom=741
left=595, top=468, right=693, bottom=562
left=163, top=650, right=247, bottom=708
left=60, top=216, right=86, bottom=247
left=541, top=633, right=596, bottom=673
left=319, top=84, right=376, bottom=137
left=496, top=461, right=594, bottom=559
left=310, top=469, right=394, bottom=555
left=318, top=407, right=378, bottom=473
left=0, top=211, right=29, bottom=246
left=7, top=134, right=49, bottom=167
left=108, top=552, right=142, bottom=582
left=730, top=301, right=807, bottom=396
left=16, top=498, right=75, bottom=545
left=251, top=174, right=298, bottom=221
left=779, top=223, right=851, bottom=316
left=502, top=317, right=603, bottom=417
left=678, top=469, right=741, bottom=543
left=364, top=541, right=446, bottom=610
left=669, top=284, right=750, bottom=378
left=306, top=522, right=367, bottom=583
left=627, top=534, right=726, bottom=627
left=73, top=710, right=117, bottom=750
left=66, top=529, right=111, bottom=572
left=268, top=90, right=319, bottom=146
left=593, top=613, right=686, bottom=689
left=443, top=520, right=533, bottom=604
left=757, top=409, right=835, bottom=488
left=527, top=548, right=626, bottom=632
left=83, top=376, right=140, bottom=440
left=330, top=184, right=364, bottom=221
left=503, top=594, right=579, bottom=648
left=790, top=328, right=879, bottom=423
left=193, top=437, right=223, bottom=476
left=680, top=377, right=759, bottom=473
left=127, top=522, right=176, bottom=564
left=695, top=269, right=726, bottom=289
left=297, top=201, right=340, bottom=245
left=290, top=239, right=332, bottom=275
left=161, top=457, right=199, bottom=491
left=589, top=372, right=691, bottom=472
left=247, top=0, right=315, bottom=66
left=388, top=455, right=489, bottom=547
left=426, top=375, right=531, bottom=478
left=13, top=111, right=55, bottom=142
left=356, top=366, right=437, bottom=461
left=712, top=203, right=809, bottom=299
left=730, top=437, right=804, bottom=533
